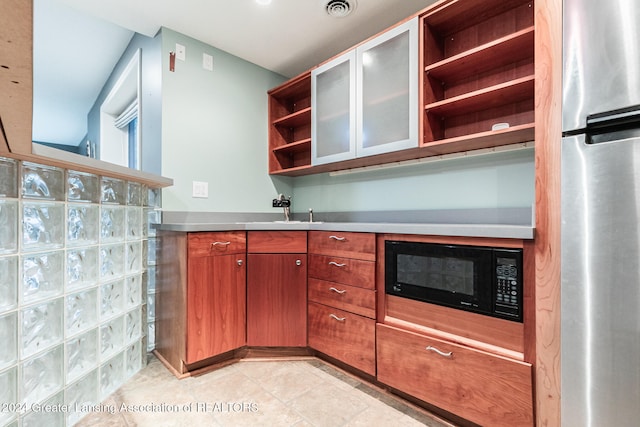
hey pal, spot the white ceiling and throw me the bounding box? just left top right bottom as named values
left=33, top=0, right=437, bottom=146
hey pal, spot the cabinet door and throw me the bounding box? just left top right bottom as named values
left=356, top=17, right=418, bottom=157
left=311, top=50, right=357, bottom=165
left=186, top=254, right=246, bottom=364
left=247, top=253, right=307, bottom=346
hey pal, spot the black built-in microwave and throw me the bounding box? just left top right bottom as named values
left=385, top=240, right=523, bottom=322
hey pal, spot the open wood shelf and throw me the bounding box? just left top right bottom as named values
left=421, top=123, right=535, bottom=154
left=425, top=75, right=535, bottom=116
left=272, top=138, right=311, bottom=155
left=425, top=27, right=535, bottom=83
left=273, top=107, right=311, bottom=128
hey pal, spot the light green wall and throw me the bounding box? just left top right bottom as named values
left=291, top=148, right=534, bottom=213
left=159, top=27, right=534, bottom=215
left=160, top=27, right=290, bottom=212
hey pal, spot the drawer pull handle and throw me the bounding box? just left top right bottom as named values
left=329, top=287, right=347, bottom=294
left=329, top=235, right=346, bottom=241
left=329, top=314, right=346, bottom=322
left=329, top=261, right=346, bottom=267
left=211, top=241, right=231, bottom=247
left=425, top=346, right=453, bottom=358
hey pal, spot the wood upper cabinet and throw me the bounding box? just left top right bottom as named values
left=420, top=0, right=535, bottom=153
left=311, top=17, right=419, bottom=166
left=246, top=231, right=307, bottom=347
left=156, top=231, right=246, bottom=373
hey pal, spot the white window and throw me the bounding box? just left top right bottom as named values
left=100, top=49, right=141, bottom=169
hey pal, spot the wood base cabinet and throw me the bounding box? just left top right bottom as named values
left=156, top=231, right=246, bottom=374
left=376, top=324, right=534, bottom=427
left=247, top=231, right=307, bottom=347
left=307, top=231, right=376, bottom=375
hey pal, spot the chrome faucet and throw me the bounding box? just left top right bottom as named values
left=273, top=194, right=292, bottom=222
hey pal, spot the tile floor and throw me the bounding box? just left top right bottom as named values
left=75, top=355, right=455, bottom=427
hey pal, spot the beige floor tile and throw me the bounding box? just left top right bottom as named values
left=76, top=355, right=452, bottom=427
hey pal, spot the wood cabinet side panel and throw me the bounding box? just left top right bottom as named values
left=156, top=231, right=188, bottom=372
left=377, top=324, right=534, bottom=427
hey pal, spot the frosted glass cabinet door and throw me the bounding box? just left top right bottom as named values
left=357, top=17, right=418, bottom=157
left=311, top=50, right=357, bottom=165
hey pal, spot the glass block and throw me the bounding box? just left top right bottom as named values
left=100, top=280, right=124, bottom=320
left=0, top=255, right=18, bottom=311
left=66, top=247, right=99, bottom=292
left=147, top=323, right=155, bottom=350
left=0, top=367, right=17, bottom=425
left=144, top=208, right=161, bottom=238
left=0, top=312, right=17, bottom=369
left=100, top=206, right=125, bottom=243
left=125, top=340, right=142, bottom=377
left=126, top=240, right=142, bottom=274
left=100, top=177, right=125, bottom=205
left=145, top=237, right=157, bottom=267
left=20, top=344, right=63, bottom=406
left=99, top=244, right=125, bottom=281
left=125, top=274, right=142, bottom=309
left=22, top=391, right=64, bottom=427
left=146, top=292, right=156, bottom=321
left=127, top=182, right=142, bottom=206
left=125, top=307, right=142, bottom=344
left=100, top=352, right=125, bottom=398
left=67, top=204, right=99, bottom=246
left=21, top=162, right=64, bottom=201
left=65, top=329, right=98, bottom=383
left=65, top=288, right=98, bottom=336
left=100, top=316, right=124, bottom=359
left=0, top=157, right=18, bottom=198
left=67, top=170, right=99, bottom=203
left=21, top=251, right=64, bottom=305
left=145, top=186, right=161, bottom=208
left=144, top=266, right=156, bottom=293
left=22, top=202, right=65, bottom=251
left=0, top=200, right=18, bottom=254
left=126, top=207, right=143, bottom=241
left=65, top=369, right=98, bottom=426
left=21, top=298, right=63, bottom=359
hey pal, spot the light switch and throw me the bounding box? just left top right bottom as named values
left=203, top=53, right=213, bottom=71
left=192, top=181, right=208, bottom=198
left=176, top=43, right=186, bottom=61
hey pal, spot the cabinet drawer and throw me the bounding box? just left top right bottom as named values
left=376, top=324, right=534, bottom=427
left=308, top=231, right=375, bottom=261
left=308, top=301, right=375, bottom=376
left=247, top=231, right=307, bottom=253
left=308, top=278, right=375, bottom=319
left=188, top=231, right=246, bottom=257
left=308, top=254, right=375, bottom=289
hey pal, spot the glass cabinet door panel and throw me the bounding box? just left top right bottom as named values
left=312, top=51, right=357, bottom=165
left=357, top=17, right=418, bottom=157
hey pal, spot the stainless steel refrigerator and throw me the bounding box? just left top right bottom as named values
left=562, top=0, right=640, bottom=425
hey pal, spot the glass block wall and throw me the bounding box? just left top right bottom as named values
left=0, top=157, right=161, bottom=426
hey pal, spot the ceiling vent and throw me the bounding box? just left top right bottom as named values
left=325, top=0, right=356, bottom=18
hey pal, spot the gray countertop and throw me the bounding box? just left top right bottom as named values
left=158, top=221, right=534, bottom=239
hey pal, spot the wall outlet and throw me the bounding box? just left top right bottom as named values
left=192, top=181, right=208, bottom=198
left=176, top=43, right=186, bottom=61
left=203, top=53, right=213, bottom=71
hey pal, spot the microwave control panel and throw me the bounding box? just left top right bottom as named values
left=494, top=252, right=522, bottom=320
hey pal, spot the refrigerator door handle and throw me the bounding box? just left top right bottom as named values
left=586, top=105, right=640, bottom=129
